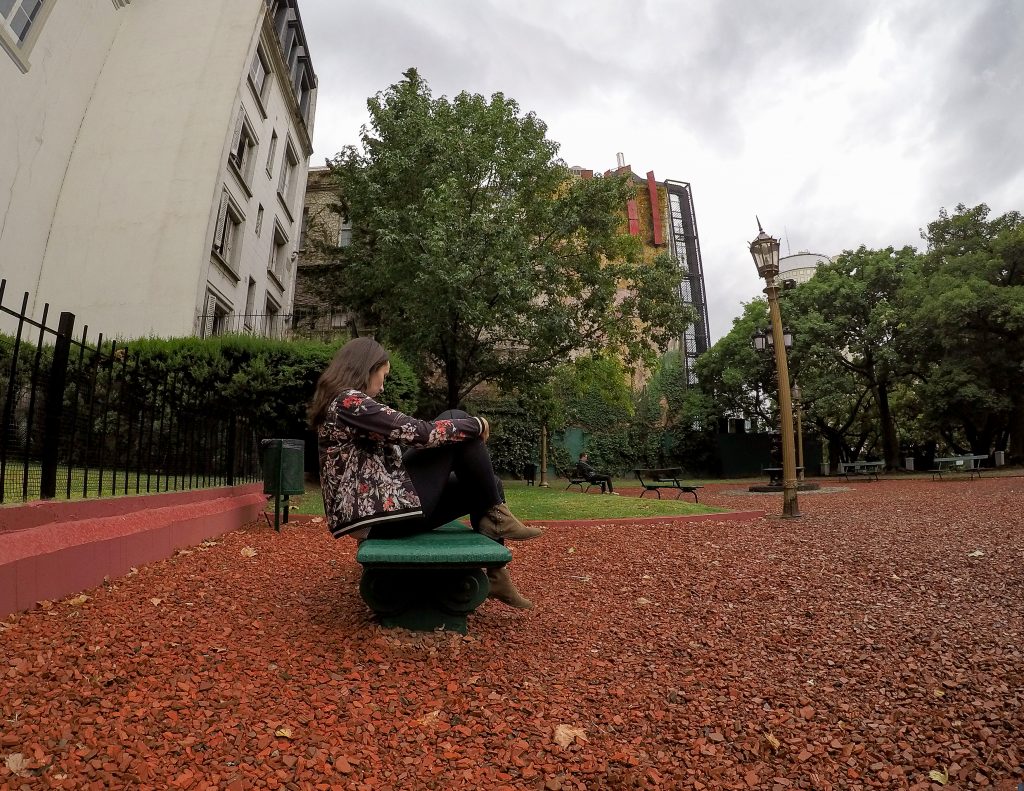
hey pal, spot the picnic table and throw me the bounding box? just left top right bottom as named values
left=930, top=455, right=987, bottom=480
left=762, top=466, right=804, bottom=486
left=837, top=460, right=884, bottom=481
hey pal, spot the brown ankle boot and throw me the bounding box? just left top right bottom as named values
left=478, top=503, right=544, bottom=541
left=486, top=567, right=533, bottom=609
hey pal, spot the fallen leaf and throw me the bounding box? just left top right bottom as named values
left=5, top=753, right=28, bottom=776
left=67, top=594, right=90, bottom=606
left=552, top=724, right=587, bottom=748
left=636, top=597, right=651, bottom=605
left=418, top=709, right=443, bottom=726
left=933, top=688, right=945, bottom=698
left=967, top=549, right=984, bottom=558
left=567, top=547, right=575, bottom=553
left=149, top=598, right=163, bottom=606
left=764, top=732, right=781, bottom=750
left=275, top=727, right=294, bottom=739
left=176, top=549, right=193, bottom=556
left=929, top=767, right=948, bottom=785
left=37, top=600, right=53, bottom=611
left=311, top=517, right=324, bottom=524
left=241, top=547, right=258, bottom=558
left=199, top=540, right=219, bottom=548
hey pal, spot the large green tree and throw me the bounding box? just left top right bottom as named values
left=783, top=246, right=920, bottom=469
left=904, top=204, right=1024, bottom=459
left=314, top=69, right=691, bottom=409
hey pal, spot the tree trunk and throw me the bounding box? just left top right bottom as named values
left=1008, top=398, right=1024, bottom=463
left=445, top=356, right=461, bottom=410
left=875, top=382, right=900, bottom=470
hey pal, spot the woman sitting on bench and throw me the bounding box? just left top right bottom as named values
left=309, top=338, right=543, bottom=609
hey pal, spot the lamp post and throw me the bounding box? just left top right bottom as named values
left=792, top=381, right=804, bottom=482
left=539, top=424, right=550, bottom=488
left=750, top=219, right=800, bottom=518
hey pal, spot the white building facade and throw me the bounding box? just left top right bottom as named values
left=0, top=0, right=316, bottom=340
left=779, top=252, right=833, bottom=285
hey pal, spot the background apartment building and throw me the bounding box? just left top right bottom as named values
left=571, top=154, right=711, bottom=387
left=0, top=0, right=316, bottom=340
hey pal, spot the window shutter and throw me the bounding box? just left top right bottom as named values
left=266, top=134, right=277, bottom=172
left=277, top=159, right=288, bottom=194
left=249, top=53, right=261, bottom=87
left=202, top=293, right=217, bottom=338
left=229, top=110, right=244, bottom=161
left=213, top=193, right=229, bottom=251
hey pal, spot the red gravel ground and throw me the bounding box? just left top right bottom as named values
left=1, top=476, right=1022, bottom=790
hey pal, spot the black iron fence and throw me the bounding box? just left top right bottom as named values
left=1, top=280, right=260, bottom=506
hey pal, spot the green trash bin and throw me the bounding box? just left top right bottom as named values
left=261, top=438, right=305, bottom=530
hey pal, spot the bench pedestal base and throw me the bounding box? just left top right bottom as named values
left=356, top=522, right=512, bottom=634
left=359, top=567, right=489, bottom=634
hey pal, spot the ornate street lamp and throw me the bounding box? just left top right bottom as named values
left=750, top=219, right=800, bottom=517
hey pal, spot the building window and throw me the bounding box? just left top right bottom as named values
left=247, top=44, right=272, bottom=111
left=264, top=297, right=281, bottom=338
left=228, top=108, right=259, bottom=190
left=337, top=217, right=352, bottom=248
left=212, top=191, right=244, bottom=274
left=268, top=220, right=290, bottom=285
left=299, top=207, right=309, bottom=250
left=1, top=0, right=52, bottom=72
left=255, top=204, right=264, bottom=237
left=296, top=66, right=313, bottom=123
left=266, top=131, right=278, bottom=178
left=277, top=140, right=298, bottom=207
left=200, top=291, right=230, bottom=338
left=244, top=277, right=256, bottom=331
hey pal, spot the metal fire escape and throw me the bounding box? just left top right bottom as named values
left=664, top=180, right=710, bottom=386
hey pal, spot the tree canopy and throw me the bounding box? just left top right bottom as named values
left=313, top=69, right=692, bottom=409
left=696, top=203, right=1024, bottom=466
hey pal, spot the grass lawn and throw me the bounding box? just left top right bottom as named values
left=284, top=479, right=725, bottom=521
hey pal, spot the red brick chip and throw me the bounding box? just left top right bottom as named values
left=1, top=476, right=1022, bottom=789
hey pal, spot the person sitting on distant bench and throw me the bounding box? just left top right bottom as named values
left=576, top=452, right=616, bottom=494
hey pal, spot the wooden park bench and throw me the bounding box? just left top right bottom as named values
left=356, top=521, right=511, bottom=634
left=634, top=468, right=704, bottom=503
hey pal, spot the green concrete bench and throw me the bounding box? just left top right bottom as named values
left=355, top=521, right=511, bottom=634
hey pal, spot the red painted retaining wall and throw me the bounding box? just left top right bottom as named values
left=0, top=485, right=266, bottom=619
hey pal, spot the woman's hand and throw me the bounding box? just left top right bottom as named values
left=478, top=417, right=490, bottom=443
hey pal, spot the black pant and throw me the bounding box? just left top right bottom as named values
left=588, top=474, right=613, bottom=493
left=367, top=410, right=503, bottom=538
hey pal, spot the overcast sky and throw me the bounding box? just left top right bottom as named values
left=297, top=0, right=1023, bottom=343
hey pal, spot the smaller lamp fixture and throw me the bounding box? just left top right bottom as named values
left=791, top=381, right=802, bottom=402
left=749, top=217, right=781, bottom=280
left=751, top=327, right=793, bottom=351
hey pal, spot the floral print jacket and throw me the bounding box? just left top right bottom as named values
left=317, top=390, right=484, bottom=538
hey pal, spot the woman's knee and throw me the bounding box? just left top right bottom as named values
left=436, top=408, right=470, bottom=420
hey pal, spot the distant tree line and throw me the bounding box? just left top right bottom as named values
left=695, top=203, right=1024, bottom=468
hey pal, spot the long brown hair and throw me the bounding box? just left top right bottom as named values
left=308, top=337, right=389, bottom=427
